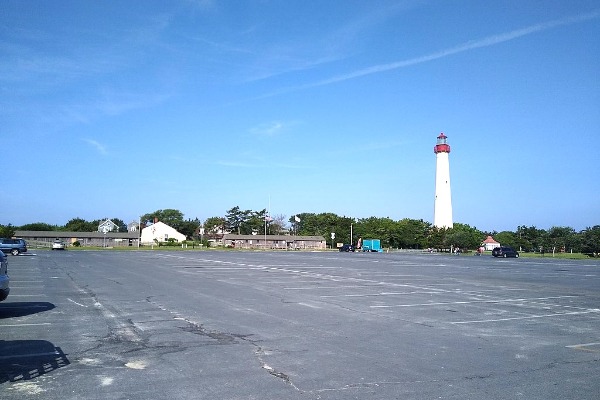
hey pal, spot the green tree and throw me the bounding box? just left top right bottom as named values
left=355, top=217, right=395, bottom=247
left=64, top=218, right=96, bottom=232
left=141, top=209, right=185, bottom=228
left=516, top=225, right=547, bottom=252
left=290, top=212, right=353, bottom=245
left=427, top=226, right=449, bottom=250
left=547, top=226, right=577, bottom=253
left=495, top=231, right=517, bottom=249
left=225, top=206, right=249, bottom=234
left=396, top=219, right=431, bottom=249
left=221, top=207, right=274, bottom=235
left=580, top=226, right=600, bottom=255
left=445, top=223, right=483, bottom=250
left=290, top=213, right=315, bottom=235
left=110, top=218, right=127, bottom=232
left=246, top=210, right=269, bottom=235
left=178, top=218, right=201, bottom=239
left=203, top=217, right=226, bottom=239
left=19, top=222, right=59, bottom=231
left=317, top=213, right=350, bottom=243
left=0, top=224, right=16, bottom=238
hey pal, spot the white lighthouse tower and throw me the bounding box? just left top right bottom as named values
left=433, top=132, right=453, bottom=229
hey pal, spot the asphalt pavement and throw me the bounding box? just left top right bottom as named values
left=1, top=250, right=599, bottom=399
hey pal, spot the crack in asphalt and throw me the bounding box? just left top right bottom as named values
left=59, top=276, right=302, bottom=393
left=146, top=297, right=301, bottom=391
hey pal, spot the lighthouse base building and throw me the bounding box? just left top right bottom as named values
left=433, top=133, right=453, bottom=229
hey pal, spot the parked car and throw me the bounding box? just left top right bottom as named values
left=492, top=246, right=519, bottom=258
left=52, top=239, right=66, bottom=250
left=339, top=244, right=355, bottom=252
left=0, top=238, right=28, bottom=256
left=0, top=251, right=9, bottom=301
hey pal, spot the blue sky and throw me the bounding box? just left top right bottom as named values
left=1, top=0, right=598, bottom=232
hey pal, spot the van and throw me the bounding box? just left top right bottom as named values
left=0, top=238, right=28, bottom=256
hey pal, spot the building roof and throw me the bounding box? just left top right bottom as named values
left=98, top=219, right=118, bottom=230
left=224, top=234, right=325, bottom=241
left=482, top=235, right=499, bottom=244
left=15, top=230, right=139, bottom=239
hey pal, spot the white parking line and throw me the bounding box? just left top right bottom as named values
left=298, top=302, right=321, bottom=309
left=452, top=309, right=600, bottom=324
left=285, top=285, right=370, bottom=290
left=68, top=298, right=88, bottom=307
left=321, top=291, right=441, bottom=298
left=7, top=286, right=44, bottom=289
left=2, top=323, right=52, bottom=327
left=370, top=296, right=578, bottom=308
left=566, top=342, right=600, bottom=348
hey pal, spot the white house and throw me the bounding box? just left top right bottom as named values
left=482, top=235, right=500, bottom=251
left=98, top=219, right=119, bottom=233
left=140, top=221, right=186, bottom=244
left=127, top=221, right=140, bottom=232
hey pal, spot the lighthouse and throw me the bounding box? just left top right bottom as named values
left=433, top=133, right=453, bottom=229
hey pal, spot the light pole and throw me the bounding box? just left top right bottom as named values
left=350, top=218, right=357, bottom=246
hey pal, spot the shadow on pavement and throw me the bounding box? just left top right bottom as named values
left=0, top=340, right=70, bottom=383
left=0, top=302, right=55, bottom=318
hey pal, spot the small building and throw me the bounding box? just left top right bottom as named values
left=14, top=230, right=139, bottom=247
left=140, top=221, right=186, bottom=245
left=98, top=219, right=119, bottom=233
left=482, top=235, right=500, bottom=251
left=223, top=234, right=326, bottom=250
left=127, top=221, right=140, bottom=232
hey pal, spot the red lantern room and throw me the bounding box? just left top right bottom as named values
left=434, top=133, right=451, bottom=154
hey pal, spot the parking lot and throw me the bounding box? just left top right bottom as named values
left=1, top=250, right=599, bottom=399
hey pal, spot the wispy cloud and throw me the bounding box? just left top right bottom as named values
left=312, top=10, right=600, bottom=87
left=249, top=121, right=286, bottom=137
left=216, top=159, right=315, bottom=170
left=244, top=1, right=417, bottom=83
left=93, top=91, right=172, bottom=116
left=83, top=139, right=108, bottom=155
left=217, top=160, right=259, bottom=168
left=259, top=9, right=600, bottom=97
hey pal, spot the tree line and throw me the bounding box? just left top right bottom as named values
left=285, top=213, right=600, bottom=254
left=1, top=207, right=598, bottom=255
left=0, top=210, right=202, bottom=241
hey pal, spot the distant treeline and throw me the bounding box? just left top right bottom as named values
left=2, top=208, right=599, bottom=255
left=287, top=214, right=599, bottom=255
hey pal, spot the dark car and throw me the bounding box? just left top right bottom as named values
left=0, top=238, right=28, bottom=256
left=492, top=246, right=519, bottom=258
left=339, top=244, right=355, bottom=252
left=0, top=251, right=9, bottom=301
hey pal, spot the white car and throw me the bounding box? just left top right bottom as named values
left=0, top=251, right=9, bottom=301
left=51, top=240, right=66, bottom=250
